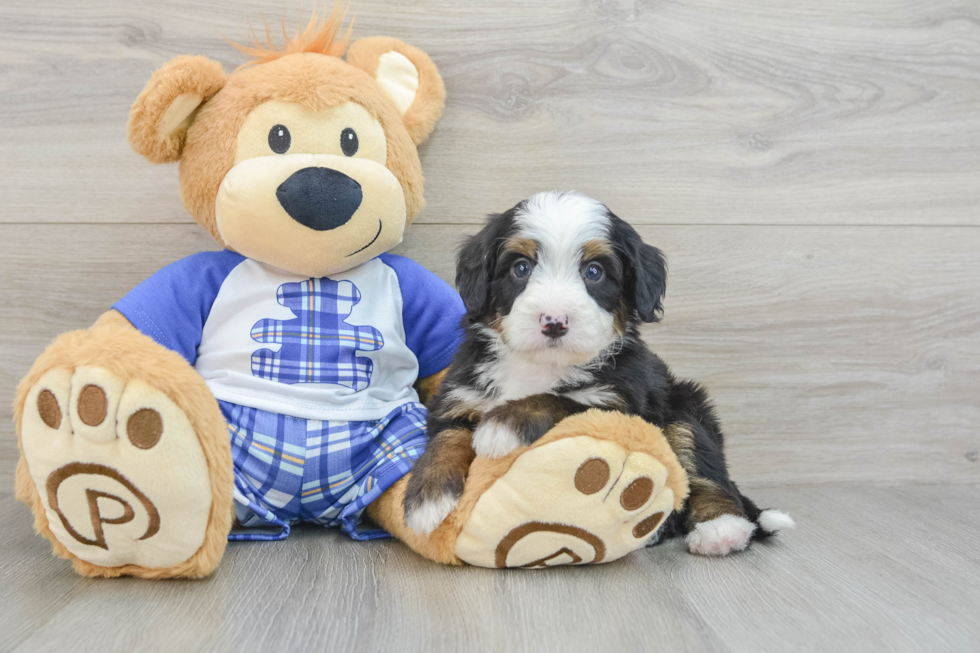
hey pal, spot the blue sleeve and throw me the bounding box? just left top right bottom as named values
left=381, top=253, right=466, bottom=379
left=112, top=250, right=245, bottom=365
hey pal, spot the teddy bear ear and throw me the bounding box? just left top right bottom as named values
left=346, top=37, right=446, bottom=146
left=128, top=55, right=227, bottom=164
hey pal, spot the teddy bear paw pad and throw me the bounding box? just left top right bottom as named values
left=454, top=435, right=677, bottom=568
left=21, top=366, right=213, bottom=569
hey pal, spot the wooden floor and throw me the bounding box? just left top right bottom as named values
left=1, top=0, right=978, bottom=651
left=2, top=485, right=979, bottom=653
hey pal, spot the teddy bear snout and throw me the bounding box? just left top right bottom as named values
left=276, top=166, right=363, bottom=231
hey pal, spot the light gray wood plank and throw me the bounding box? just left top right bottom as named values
left=671, top=484, right=980, bottom=653
left=2, top=1, right=978, bottom=651
left=1, top=223, right=979, bottom=492
left=1, top=486, right=978, bottom=653
left=0, top=0, right=978, bottom=226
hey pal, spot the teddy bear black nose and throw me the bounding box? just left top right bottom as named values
left=276, top=167, right=363, bottom=231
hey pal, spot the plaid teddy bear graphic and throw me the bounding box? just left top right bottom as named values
left=250, top=278, right=384, bottom=390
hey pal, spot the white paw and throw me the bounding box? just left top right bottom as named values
left=758, top=509, right=796, bottom=533
left=21, top=366, right=213, bottom=569
left=472, top=420, right=522, bottom=458
left=686, top=514, right=756, bottom=556
left=405, top=493, right=459, bottom=536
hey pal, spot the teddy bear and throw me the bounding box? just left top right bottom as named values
left=12, top=9, right=689, bottom=578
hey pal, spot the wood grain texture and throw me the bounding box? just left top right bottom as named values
left=2, top=1, right=980, bottom=649
left=0, top=0, right=978, bottom=225
left=1, top=223, right=979, bottom=492
left=1, top=486, right=978, bottom=653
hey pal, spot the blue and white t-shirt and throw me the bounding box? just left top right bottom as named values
left=114, top=251, right=465, bottom=422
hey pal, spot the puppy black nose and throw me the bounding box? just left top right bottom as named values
left=540, top=314, right=569, bottom=339
left=543, top=323, right=567, bottom=338
left=276, top=167, right=362, bottom=231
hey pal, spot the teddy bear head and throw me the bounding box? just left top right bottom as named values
left=127, top=9, right=445, bottom=277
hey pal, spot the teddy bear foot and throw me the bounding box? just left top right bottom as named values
left=14, top=315, right=234, bottom=578
left=454, top=411, right=690, bottom=568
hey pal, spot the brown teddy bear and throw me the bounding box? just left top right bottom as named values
left=12, top=9, right=688, bottom=578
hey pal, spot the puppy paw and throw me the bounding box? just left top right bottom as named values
left=685, top=514, right=756, bottom=556
left=758, top=509, right=796, bottom=534
left=405, top=492, right=460, bottom=536
left=403, top=457, right=465, bottom=536
left=472, top=419, right=522, bottom=458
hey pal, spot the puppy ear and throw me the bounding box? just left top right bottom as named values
left=456, top=213, right=513, bottom=318
left=346, top=37, right=446, bottom=146
left=128, top=56, right=227, bottom=164
left=610, top=214, right=668, bottom=323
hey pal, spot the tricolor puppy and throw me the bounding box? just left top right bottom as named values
left=404, top=191, right=794, bottom=555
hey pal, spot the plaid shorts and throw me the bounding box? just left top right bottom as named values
left=221, top=400, right=428, bottom=542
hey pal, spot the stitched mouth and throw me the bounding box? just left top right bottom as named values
left=346, top=220, right=383, bottom=257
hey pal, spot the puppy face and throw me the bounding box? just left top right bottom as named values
left=457, top=191, right=668, bottom=366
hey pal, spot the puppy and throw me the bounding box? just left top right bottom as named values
left=404, top=191, right=794, bottom=555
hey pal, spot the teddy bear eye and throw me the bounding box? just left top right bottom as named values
left=268, top=124, right=291, bottom=154
left=341, top=128, right=359, bottom=156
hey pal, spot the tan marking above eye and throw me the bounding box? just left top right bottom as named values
left=502, top=237, right=538, bottom=260
left=235, top=100, right=387, bottom=165
left=582, top=239, right=614, bottom=262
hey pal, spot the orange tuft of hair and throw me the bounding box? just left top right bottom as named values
left=230, top=4, right=354, bottom=67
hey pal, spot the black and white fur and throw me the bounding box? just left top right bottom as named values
left=404, top=191, right=794, bottom=554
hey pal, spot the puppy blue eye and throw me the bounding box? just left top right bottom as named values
left=512, top=260, right=532, bottom=278
left=584, top=263, right=604, bottom=281
left=268, top=124, right=291, bottom=154
left=341, top=128, right=358, bottom=156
